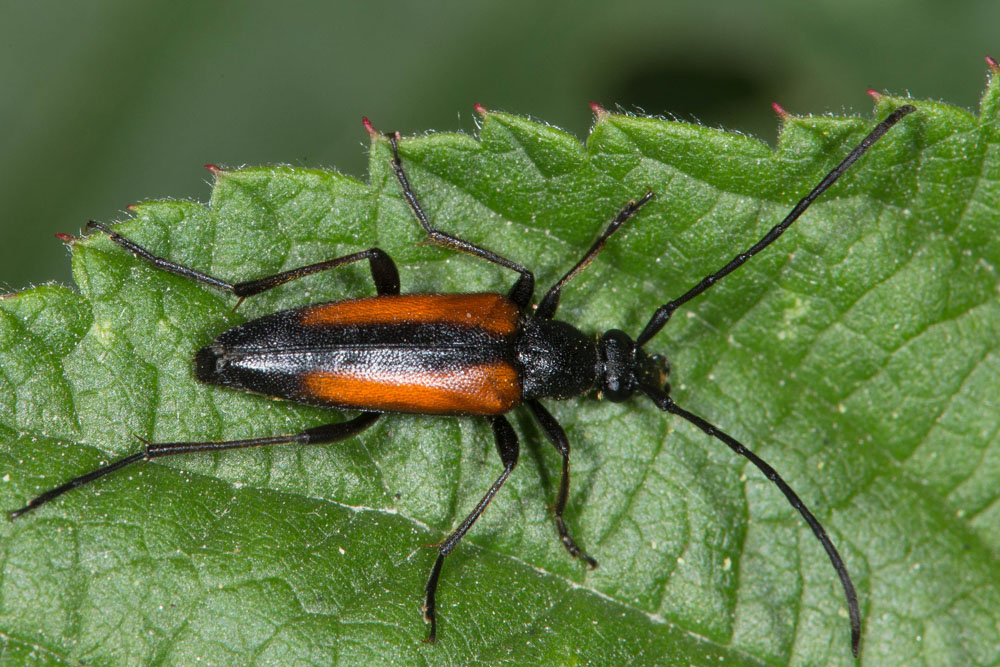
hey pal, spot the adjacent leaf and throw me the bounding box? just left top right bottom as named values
left=2, top=68, right=1000, bottom=665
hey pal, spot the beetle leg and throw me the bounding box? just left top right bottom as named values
left=526, top=399, right=597, bottom=567
left=384, top=133, right=535, bottom=309
left=86, top=221, right=401, bottom=300
left=535, top=191, right=655, bottom=320
left=230, top=248, right=399, bottom=298
left=8, top=413, right=381, bottom=519
left=423, top=415, right=519, bottom=642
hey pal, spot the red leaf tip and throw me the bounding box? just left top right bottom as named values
left=866, top=89, right=883, bottom=101
left=589, top=102, right=608, bottom=119
left=987, top=55, right=1000, bottom=73
left=473, top=103, right=489, bottom=116
left=362, top=116, right=378, bottom=138
left=54, top=233, right=75, bottom=243
left=771, top=102, right=790, bottom=119
left=204, top=164, right=223, bottom=175
left=125, top=204, right=137, bottom=212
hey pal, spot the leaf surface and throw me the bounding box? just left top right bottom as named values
left=2, top=74, right=999, bottom=665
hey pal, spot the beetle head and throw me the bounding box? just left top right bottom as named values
left=597, top=329, right=669, bottom=402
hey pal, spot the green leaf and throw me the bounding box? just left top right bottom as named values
left=3, top=71, right=999, bottom=665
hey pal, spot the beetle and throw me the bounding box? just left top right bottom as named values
left=9, top=105, right=915, bottom=655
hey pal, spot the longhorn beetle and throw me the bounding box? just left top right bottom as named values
left=9, top=105, right=915, bottom=656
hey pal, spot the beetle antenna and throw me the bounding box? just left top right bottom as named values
left=643, top=386, right=861, bottom=656
left=635, top=105, right=915, bottom=347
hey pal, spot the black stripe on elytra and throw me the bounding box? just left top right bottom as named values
left=213, top=307, right=518, bottom=353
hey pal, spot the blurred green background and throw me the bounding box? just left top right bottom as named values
left=2, top=0, right=997, bottom=291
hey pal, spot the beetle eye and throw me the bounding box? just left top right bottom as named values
left=649, top=354, right=669, bottom=386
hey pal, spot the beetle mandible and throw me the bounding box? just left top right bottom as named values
left=9, top=105, right=916, bottom=655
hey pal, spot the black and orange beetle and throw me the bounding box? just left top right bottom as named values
left=9, top=106, right=916, bottom=655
